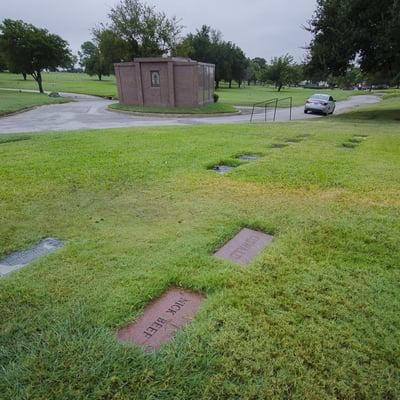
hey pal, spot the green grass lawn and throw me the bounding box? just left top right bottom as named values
left=109, top=102, right=236, bottom=114
left=0, top=72, right=362, bottom=107
left=0, top=96, right=399, bottom=399
left=0, top=89, right=71, bottom=116
left=0, top=72, right=117, bottom=97
left=216, top=84, right=364, bottom=106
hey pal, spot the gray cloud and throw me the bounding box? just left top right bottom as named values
left=0, top=0, right=316, bottom=61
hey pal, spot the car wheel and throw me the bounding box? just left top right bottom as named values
left=304, top=109, right=308, bottom=114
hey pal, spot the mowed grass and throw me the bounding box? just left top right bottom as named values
left=0, top=89, right=71, bottom=116
left=0, top=97, right=400, bottom=399
left=1, top=72, right=361, bottom=106
left=0, top=72, right=117, bottom=97
left=216, top=82, right=362, bottom=106
left=109, top=102, right=236, bottom=114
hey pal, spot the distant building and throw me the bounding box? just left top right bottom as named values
left=114, top=57, right=215, bottom=108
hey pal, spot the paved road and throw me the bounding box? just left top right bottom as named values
left=0, top=89, right=380, bottom=134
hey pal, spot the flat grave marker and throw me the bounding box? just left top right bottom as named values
left=0, top=238, right=64, bottom=277
left=269, top=143, right=288, bottom=149
left=117, top=287, right=205, bottom=351
left=238, top=154, right=262, bottom=161
left=214, top=228, right=274, bottom=266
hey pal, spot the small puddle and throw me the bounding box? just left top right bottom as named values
left=212, top=165, right=235, bottom=174
left=285, top=138, right=302, bottom=144
left=0, top=238, right=64, bottom=277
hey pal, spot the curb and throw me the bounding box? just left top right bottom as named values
left=107, top=106, right=241, bottom=118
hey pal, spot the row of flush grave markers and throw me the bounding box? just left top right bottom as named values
left=211, top=134, right=310, bottom=174
left=211, top=134, right=369, bottom=174
left=0, top=228, right=274, bottom=352
left=0, top=134, right=369, bottom=351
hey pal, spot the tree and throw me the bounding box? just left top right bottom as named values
left=267, top=54, right=294, bottom=91
left=328, top=67, right=362, bottom=90
left=231, top=45, right=248, bottom=88
left=0, top=52, right=7, bottom=71
left=65, top=54, right=78, bottom=72
left=288, top=63, right=305, bottom=86
left=0, top=19, right=71, bottom=93
left=246, top=58, right=267, bottom=85
left=307, top=0, right=400, bottom=80
left=93, top=27, right=130, bottom=66
left=79, top=41, right=110, bottom=81
left=174, top=25, right=248, bottom=89
left=393, top=72, right=400, bottom=89
left=107, top=0, right=182, bottom=57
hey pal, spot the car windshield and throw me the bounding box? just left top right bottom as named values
left=310, top=94, right=330, bottom=101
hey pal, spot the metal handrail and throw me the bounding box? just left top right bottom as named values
left=250, top=96, right=293, bottom=123
left=275, top=97, right=293, bottom=121
left=250, top=98, right=278, bottom=122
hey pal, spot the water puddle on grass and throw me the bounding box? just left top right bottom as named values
left=285, top=137, right=303, bottom=144
left=212, top=165, right=235, bottom=174
left=0, top=238, right=64, bottom=277
left=214, top=228, right=274, bottom=267
left=117, top=287, right=205, bottom=352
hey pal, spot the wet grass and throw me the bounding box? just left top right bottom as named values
left=0, top=89, right=71, bottom=116
left=0, top=135, right=30, bottom=145
left=1, top=72, right=364, bottom=107
left=0, top=97, right=399, bottom=399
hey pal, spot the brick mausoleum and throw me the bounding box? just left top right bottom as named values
left=114, top=57, right=215, bottom=108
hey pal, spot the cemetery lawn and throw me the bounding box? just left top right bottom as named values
left=0, top=89, right=71, bottom=117
left=216, top=83, right=363, bottom=106
left=109, top=102, right=237, bottom=114
left=0, top=96, right=399, bottom=400
left=1, top=71, right=361, bottom=106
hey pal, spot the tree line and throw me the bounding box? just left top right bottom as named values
left=0, top=0, right=305, bottom=92
left=1, top=0, right=399, bottom=93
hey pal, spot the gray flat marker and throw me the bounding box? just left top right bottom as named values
left=214, top=228, right=273, bottom=266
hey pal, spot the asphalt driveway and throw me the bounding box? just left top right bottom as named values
left=0, top=90, right=380, bottom=134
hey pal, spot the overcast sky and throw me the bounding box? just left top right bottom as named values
left=0, top=0, right=316, bottom=61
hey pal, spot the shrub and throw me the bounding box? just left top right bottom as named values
left=213, top=93, right=219, bottom=103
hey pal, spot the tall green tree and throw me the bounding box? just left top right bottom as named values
left=231, top=45, right=248, bottom=88
left=93, top=27, right=130, bottom=66
left=0, top=19, right=71, bottom=93
left=246, top=58, right=267, bottom=85
left=79, top=41, right=110, bottom=81
left=0, top=52, right=7, bottom=72
left=307, top=0, right=400, bottom=80
left=267, top=54, right=294, bottom=92
left=175, top=25, right=248, bottom=89
left=107, top=0, right=182, bottom=57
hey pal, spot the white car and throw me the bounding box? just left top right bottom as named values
left=304, top=94, right=336, bottom=115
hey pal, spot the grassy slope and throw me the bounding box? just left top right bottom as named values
left=0, top=72, right=117, bottom=97
left=216, top=83, right=362, bottom=106
left=0, top=90, right=71, bottom=116
left=0, top=97, right=399, bottom=399
left=109, top=102, right=236, bottom=114
left=1, top=72, right=363, bottom=106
